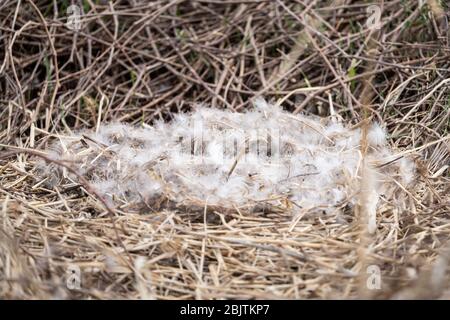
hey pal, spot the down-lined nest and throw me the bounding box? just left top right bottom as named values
left=1, top=0, right=450, bottom=300
left=39, top=100, right=415, bottom=216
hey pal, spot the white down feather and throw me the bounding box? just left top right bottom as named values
left=40, top=99, right=415, bottom=213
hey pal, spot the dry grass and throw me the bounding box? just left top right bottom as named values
left=0, top=0, right=449, bottom=299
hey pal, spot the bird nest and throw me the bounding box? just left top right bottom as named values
left=1, top=0, right=449, bottom=300
left=38, top=101, right=415, bottom=218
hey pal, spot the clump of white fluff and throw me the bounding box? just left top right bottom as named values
left=367, top=122, right=386, bottom=147
left=39, top=99, right=415, bottom=213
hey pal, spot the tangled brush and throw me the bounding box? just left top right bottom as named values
left=38, top=100, right=415, bottom=216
